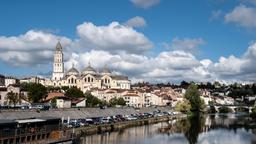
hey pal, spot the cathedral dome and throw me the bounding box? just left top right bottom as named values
left=82, top=62, right=96, bottom=75
left=102, top=64, right=111, bottom=75
left=66, top=64, right=79, bottom=76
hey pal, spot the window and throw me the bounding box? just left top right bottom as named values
left=88, top=77, right=90, bottom=82
left=71, top=78, right=74, bottom=84
left=84, top=78, right=87, bottom=82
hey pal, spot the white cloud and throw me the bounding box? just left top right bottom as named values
left=65, top=49, right=211, bottom=83
left=125, top=16, right=147, bottom=28
left=0, top=30, right=72, bottom=67
left=130, top=0, right=160, bottom=9
left=1, top=21, right=256, bottom=83
left=75, top=22, right=153, bottom=54
left=163, top=38, right=205, bottom=54
left=225, top=5, right=256, bottom=28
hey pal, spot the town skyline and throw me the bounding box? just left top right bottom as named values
left=1, top=0, right=256, bottom=83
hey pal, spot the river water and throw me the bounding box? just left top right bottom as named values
left=79, top=114, right=256, bottom=144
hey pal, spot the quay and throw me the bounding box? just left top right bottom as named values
left=67, top=114, right=186, bottom=136
left=0, top=107, right=186, bottom=143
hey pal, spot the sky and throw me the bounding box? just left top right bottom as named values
left=1, top=0, right=256, bottom=83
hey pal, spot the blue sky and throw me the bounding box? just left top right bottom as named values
left=1, top=0, right=256, bottom=83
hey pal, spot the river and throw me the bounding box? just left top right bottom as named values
left=79, top=114, right=256, bottom=144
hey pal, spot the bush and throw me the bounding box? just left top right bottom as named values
left=250, top=106, right=256, bottom=118
left=175, top=99, right=191, bottom=113
left=218, top=106, right=232, bottom=113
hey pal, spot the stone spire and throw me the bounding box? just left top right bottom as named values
left=56, top=41, right=62, bottom=51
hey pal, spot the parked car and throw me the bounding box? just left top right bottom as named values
left=100, top=117, right=110, bottom=124
left=126, top=115, right=137, bottom=121
left=85, top=118, right=94, bottom=125
left=92, top=117, right=101, bottom=125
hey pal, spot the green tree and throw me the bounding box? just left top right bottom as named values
left=185, top=84, right=205, bottom=112
left=6, top=91, right=19, bottom=106
left=251, top=105, right=256, bottom=118
left=65, top=87, right=84, bottom=98
left=175, top=99, right=191, bottom=113
left=109, top=97, right=126, bottom=107
left=61, top=86, right=69, bottom=92
left=117, top=97, right=126, bottom=106
left=27, top=83, right=47, bottom=103
left=46, top=86, right=61, bottom=93
left=18, top=92, right=27, bottom=105
left=85, top=92, right=102, bottom=107
left=218, top=106, right=232, bottom=113
left=51, top=97, right=57, bottom=108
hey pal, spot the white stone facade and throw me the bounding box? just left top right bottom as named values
left=45, top=42, right=131, bottom=92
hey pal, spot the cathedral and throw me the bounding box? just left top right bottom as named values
left=45, top=42, right=131, bottom=92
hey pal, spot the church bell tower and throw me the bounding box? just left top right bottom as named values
left=52, top=41, right=64, bottom=81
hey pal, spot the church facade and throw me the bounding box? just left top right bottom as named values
left=45, top=42, right=131, bottom=92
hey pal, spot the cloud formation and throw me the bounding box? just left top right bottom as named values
left=75, top=22, right=153, bottom=54
left=163, top=38, right=205, bottom=54
left=225, top=5, right=256, bottom=28
left=125, top=16, right=147, bottom=28
left=0, top=30, right=71, bottom=67
left=0, top=21, right=256, bottom=83
left=130, top=0, right=160, bottom=9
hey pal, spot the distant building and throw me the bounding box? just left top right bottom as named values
left=20, top=76, right=42, bottom=84
left=0, top=75, right=5, bottom=87
left=4, top=76, right=18, bottom=87
left=72, top=98, right=86, bottom=107
left=44, top=92, right=71, bottom=108
left=44, top=42, right=131, bottom=92
left=0, top=84, right=29, bottom=106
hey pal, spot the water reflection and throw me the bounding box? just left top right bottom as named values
left=80, top=114, right=256, bottom=144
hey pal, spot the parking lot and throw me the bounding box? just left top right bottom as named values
left=0, top=106, right=174, bottom=120
left=62, top=109, right=177, bottom=128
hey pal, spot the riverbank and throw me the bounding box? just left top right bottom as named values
left=65, top=114, right=186, bottom=136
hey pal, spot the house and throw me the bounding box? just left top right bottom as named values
left=0, top=75, right=5, bottom=87
left=0, top=84, right=29, bottom=106
left=91, top=88, right=125, bottom=102
left=45, top=92, right=71, bottom=108
left=123, top=93, right=141, bottom=108
left=56, top=97, right=71, bottom=108
left=4, top=76, right=18, bottom=87
left=72, top=98, right=86, bottom=107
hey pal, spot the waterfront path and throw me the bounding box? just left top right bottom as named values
left=0, top=107, right=172, bottom=120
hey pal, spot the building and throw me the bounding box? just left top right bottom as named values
left=91, top=88, right=125, bottom=102
left=0, top=75, right=5, bottom=87
left=4, top=76, right=18, bottom=87
left=20, top=76, right=43, bottom=84
left=72, top=98, right=86, bottom=107
left=44, top=92, right=71, bottom=108
left=45, top=42, right=131, bottom=92
left=0, top=84, right=29, bottom=106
